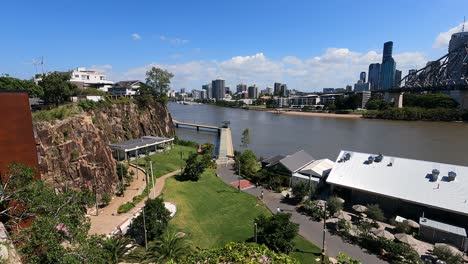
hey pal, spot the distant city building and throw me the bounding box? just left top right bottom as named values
left=394, top=69, right=402, bottom=87
left=192, top=89, right=201, bottom=99
left=368, top=63, right=381, bottom=90
left=236, top=83, right=247, bottom=93
left=274, top=82, right=282, bottom=95
left=355, top=91, right=371, bottom=108
left=360, top=72, right=366, bottom=83
left=345, top=85, right=353, bottom=92
left=225, top=87, right=230, bottom=94
left=212, top=79, right=225, bottom=100
left=354, top=82, right=370, bottom=92
left=202, top=83, right=212, bottom=99
left=69, top=67, right=114, bottom=91
left=380, top=41, right=396, bottom=90
left=201, top=90, right=208, bottom=100
left=334, top=88, right=345, bottom=93
left=447, top=32, right=468, bottom=84
left=168, top=90, right=176, bottom=98
left=180, top=88, right=186, bottom=94
left=265, top=87, right=273, bottom=95
left=280, top=84, right=288, bottom=97
left=323, top=88, right=335, bottom=93
left=248, top=85, right=258, bottom=99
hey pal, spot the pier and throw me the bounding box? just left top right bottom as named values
left=173, top=120, right=234, bottom=163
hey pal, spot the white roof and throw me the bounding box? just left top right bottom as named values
left=419, top=217, right=466, bottom=237
left=327, top=150, right=468, bottom=216
left=299, top=159, right=334, bottom=178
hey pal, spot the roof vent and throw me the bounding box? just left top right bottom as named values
left=344, top=153, right=351, bottom=161
left=367, top=156, right=374, bottom=164
left=374, top=154, right=383, bottom=163
left=448, top=171, right=457, bottom=181
left=431, top=169, right=440, bottom=182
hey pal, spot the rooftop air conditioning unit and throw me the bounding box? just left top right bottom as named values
left=432, top=169, right=440, bottom=182
left=344, top=153, right=351, bottom=161
left=367, top=156, right=374, bottom=164
left=374, top=154, right=383, bottom=163
left=448, top=171, right=457, bottom=181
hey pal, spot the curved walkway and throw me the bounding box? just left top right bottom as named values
left=88, top=166, right=181, bottom=236
left=216, top=164, right=387, bottom=264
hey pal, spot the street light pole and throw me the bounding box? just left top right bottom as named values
left=321, top=202, right=327, bottom=263
left=254, top=222, right=258, bottom=243
left=238, top=158, right=241, bottom=192
left=150, top=161, right=155, bottom=198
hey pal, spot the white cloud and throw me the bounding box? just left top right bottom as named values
left=159, top=35, right=189, bottom=45
left=131, top=33, right=141, bottom=40
left=121, top=49, right=428, bottom=91
left=433, top=22, right=468, bottom=48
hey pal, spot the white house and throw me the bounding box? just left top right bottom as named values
left=70, top=67, right=114, bottom=92
left=109, top=80, right=143, bottom=96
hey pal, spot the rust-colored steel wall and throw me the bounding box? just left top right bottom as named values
left=0, top=92, right=39, bottom=181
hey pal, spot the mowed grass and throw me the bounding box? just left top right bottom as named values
left=133, top=145, right=196, bottom=178
left=163, top=169, right=322, bottom=263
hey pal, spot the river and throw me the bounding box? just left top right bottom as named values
left=169, top=102, right=468, bottom=165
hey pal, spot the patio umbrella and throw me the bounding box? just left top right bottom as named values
left=434, top=243, right=462, bottom=256
left=352, top=204, right=368, bottom=213
left=313, top=199, right=327, bottom=207
left=334, top=211, right=351, bottom=221
left=336, top=197, right=345, bottom=204
left=372, top=229, right=395, bottom=240
left=395, top=233, right=418, bottom=246
left=405, top=219, right=420, bottom=229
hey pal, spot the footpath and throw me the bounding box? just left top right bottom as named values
left=216, top=164, right=387, bottom=264
left=88, top=166, right=181, bottom=236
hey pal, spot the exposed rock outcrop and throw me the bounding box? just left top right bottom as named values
left=34, top=102, right=174, bottom=195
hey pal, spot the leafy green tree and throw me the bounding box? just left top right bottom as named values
left=366, top=204, right=385, bottom=222
left=404, top=93, right=458, bottom=109
left=336, top=252, right=362, bottom=264
left=186, top=242, right=298, bottom=263
left=291, top=181, right=308, bottom=202
left=241, top=128, right=250, bottom=148
left=255, top=213, right=299, bottom=253
left=0, top=76, right=44, bottom=97
left=39, top=72, right=77, bottom=106
left=141, top=67, right=174, bottom=104
left=140, top=229, right=191, bottom=263
left=102, top=235, right=136, bottom=264
left=239, top=150, right=261, bottom=179
left=365, top=99, right=391, bottom=110
left=326, top=196, right=343, bottom=215
left=179, top=153, right=205, bottom=181
left=127, top=197, right=170, bottom=245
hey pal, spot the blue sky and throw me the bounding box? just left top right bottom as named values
left=1, top=0, right=467, bottom=91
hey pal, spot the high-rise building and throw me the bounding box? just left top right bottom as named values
left=201, top=90, right=208, bottom=100
left=380, top=41, right=396, bottom=90
left=274, top=82, right=282, bottom=94
left=447, top=32, right=468, bottom=84
left=236, top=83, right=247, bottom=93
left=265, top=87, right=273, bottom=95
left=202, top=83, right=212, bottom=99
left=248, top=85, right=258, bottom=99
left=346, top=85, right=353, bottom=92
left=360, top=72, right=366, bottom=83
left=212, top=79, right=225, bottom=100
left=180, top=88, right=186, bottom=94
left=280, top=84, right=288, bottom=97
left=323, top=88, right=335, bottom=93
left=394, top=70, right=402, bottom=87
left=368, top=63, right=381, bottom=90
left=191, top=89, right=201, bottom=99
left=225, top=87, right=230, bottom=94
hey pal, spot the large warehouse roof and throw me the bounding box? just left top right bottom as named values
left=327, top=150, right=468, bottom=216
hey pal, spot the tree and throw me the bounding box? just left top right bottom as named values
left=241, top=128, right=250, bottom=149
left=404, top=93, right=458, bottom=109
left=336, top=252, right=362, bottom=264
left=291, top=181, right=308, bottom=202
left=239, top=150, right=261, bottom=179
left=366, top=204, right=385, bottom=222
left=0, top=76, right=44, bottom=97
left=179, top=153, right=205, bottom=181
left=127, top=197, right=170, bottom=245
left=39, top=72, right=77, bottom=106
left=365, top=99, right=390, bottom=110
left=326, top=196, right=343, bottom=215
left=102, top=235, right=136, bottom=264
left=140, top=229, right=192, bottom=263
left=186, top=242, right=298, bottom=263
left=255, top=213, right=299, bottom=253
left=143, top=67, right=174, bottom=104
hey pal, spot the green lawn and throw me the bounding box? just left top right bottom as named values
left=162, top=169, right=322, bottom=263
left=132, top=145, right=196, bottom=178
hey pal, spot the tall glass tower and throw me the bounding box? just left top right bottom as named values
left=368, top=63, right=381, bottom=90
left=380, top=41, right=396, bottom=90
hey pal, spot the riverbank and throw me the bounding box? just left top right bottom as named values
left=270, top=110, right=362, bottom=119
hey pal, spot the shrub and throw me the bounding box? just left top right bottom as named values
left=70, top=150, right=80, bottom=161
left=326, top=196, right=343, bottom=215
left=179, top=153, right=205, bottom=181
left=366, top=204, right=385, bottom=222
left=390, top=218, right=411, bottom=234
left=433, top=245, right=464, bottom=264
left=78, top=99, right=98, bottom=111
left=117, top=202, right=135, bottom=214
left=291, top=181, right=308, bottom=202
left=101, top=193, right=112, bottom=206
left=255, top=213, right=299, bottom=253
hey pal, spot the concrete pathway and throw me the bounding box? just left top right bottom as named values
left=88, top=167, right=181, bottom=236
left=216, top=164, right=387, bottom=264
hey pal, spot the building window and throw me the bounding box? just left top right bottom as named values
left=74, top=75, right=79, bottom=78
left=100, top=76, right=105, bottom=80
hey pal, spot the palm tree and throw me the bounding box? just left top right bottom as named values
left=142, top=229, right=192, bottom=263
left=102, top=235, right=136, bottom=264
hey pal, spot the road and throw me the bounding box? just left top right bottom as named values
left=216, top=164, right=387, bottom=264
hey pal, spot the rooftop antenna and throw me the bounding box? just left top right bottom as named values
left=39, top=56, right=45, bottom=75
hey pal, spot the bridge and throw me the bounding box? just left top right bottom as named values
left=173, top=120, right=234, bottom=163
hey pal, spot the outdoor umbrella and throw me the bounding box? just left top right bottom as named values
left=334, top=211, right=352, bottom=221
left=395, top=233, right=418, bottom=246
left=372, top=229, right=395, bottom=240
left=313, top=199, right=327, bottom=207
left=352, top=204, right=368, bottom=213
left=336, top=197, right=345, bottom=204
left=405, top=219, right=420, bottom=229
left=434, top=243, right=462, bottom=256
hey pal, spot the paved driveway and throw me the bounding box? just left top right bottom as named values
left=216, top=164, right=387, bottom=264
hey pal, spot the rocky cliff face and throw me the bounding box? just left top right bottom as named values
left=34, top=102, right=174, bottom=194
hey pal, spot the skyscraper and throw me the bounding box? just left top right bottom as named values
left=202, top=83, right=212, bottom=99
left=236, top=83, right=247, bottom=93
left=360, top=72, right=366, bottom=83
left=394, top=70, right=402, bottom=87
left=274, top=82, right=282, bottom=94
left=212, top=79, right=225, bottom=100
left=380, top=41, right=396, bottom=90
left=368, top=63, right=381, bottom=90
left=280, top=84, right=288, bottom=97
left=248, top=85, right=258, bottom=99
left=447, top=32, right=468, bottom=84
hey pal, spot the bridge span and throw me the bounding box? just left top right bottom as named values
left=173, top=120, right=234, bottom=163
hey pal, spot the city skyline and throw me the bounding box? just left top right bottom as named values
left=1, top=0, right=467, bottom=91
